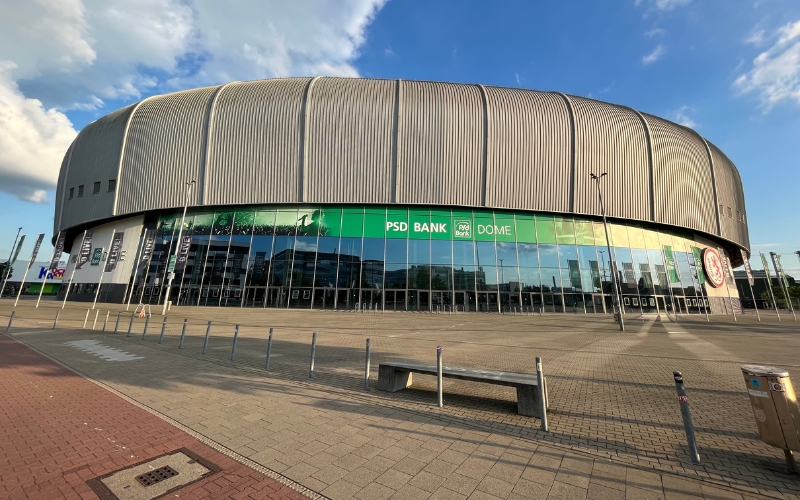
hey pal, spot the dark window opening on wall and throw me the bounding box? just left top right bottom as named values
left=78, top=185, right=84, bottom=197
left=719, top=204, right=723, bottom=215
left=108, top=179, right=117, bottom=192
left=727, top=207, right=732, bottom=218
left=68, top=188, right=74, bottom=200
left=93, top=182, right=101, bottom=194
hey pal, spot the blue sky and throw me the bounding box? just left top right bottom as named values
left=1, top=0, right=799, bottom=273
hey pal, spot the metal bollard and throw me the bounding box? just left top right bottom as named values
left=202, top=321, right=211, bottom=354
left=265, top=327, right=273, bottom=369
left=114, top=312, right=121, bottom=332
left=179, top=319, right=187, bottom=349
left=141, top=314, right=150, bottom=340
left=673, top=371, right=701, bottom=465
left=309, top=332, right=317, bottom=378
left=102, top=311, right=109, bottom=331
left=92, top=310, right=99, bottom=330
left=158, top=317, right=167, bottom=344
left=6, top=311, right=15, bottom=332
left=126, top=314, right=135, bottom=337
left=536, top=357, right=548, bottom=432
left=231, top=324, right=240, bottom=361
left=83, top=309, right=90, bottom=329
left=53, top=310, right=60, bottom=329
left=437, top=346, right=443, bottom=407
left=364, top=338, right=371, bottom=391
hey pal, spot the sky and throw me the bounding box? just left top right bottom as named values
left=0, top=0, right=799, bottom=274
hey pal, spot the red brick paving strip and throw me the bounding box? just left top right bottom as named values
left=0, top=334, right=308, bottom=500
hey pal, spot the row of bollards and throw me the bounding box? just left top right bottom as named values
left=3, top=308, right=704, bottom=468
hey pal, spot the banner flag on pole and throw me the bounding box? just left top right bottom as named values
left=27, top=233, right=45, bottom=269
left=138, top=229, right=156, bottom=270
left=173, top=228, right=193, bottom=273
left=10, top=234, right=26, bottom=266
left=49, top=232, right=65, bottom=270
left=663, top=245, right=680, bottom=283
left=104, top=232, right=124, bottom=272
left=741, top=249, right=755, bottom=286
left=75, top=231, right=93, bottom=270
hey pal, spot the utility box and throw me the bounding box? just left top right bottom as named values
left=742, top=365, right=800, bottom=471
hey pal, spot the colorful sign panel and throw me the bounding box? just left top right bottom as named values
left=701, top=248, right=725, bottom=288
left=663, top=245, right=680, bottom=283
left=90, top=248, right=103, bottom=266
left=691, top=247, right=706, bottom=285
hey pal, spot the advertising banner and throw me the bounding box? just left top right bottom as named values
left=75, top=231, right=93, bottom=270
left=10, top=234, right=26, bottom=266
left=770, top=252, right=790, bottom=288
left=49, top=232, right=65, bottom=270
left=90, top=248, right=103, bottom=266
left=663, top=245, right=680, bottom=283
left=691, top=247, right=706, bottom=284
left=27, top=233, right=45, bottom=269
left=761, top=253, right=772, bottom=280
left=104, top=232, right=124, bottom=272
left=173, top=230, right=193, bottom=272
left=740, top=249, right=755, bottom=286
left=138, top=229, right=156, bottom=270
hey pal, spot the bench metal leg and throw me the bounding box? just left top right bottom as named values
left=516, top=385, right=539, bottom=417
left=377, top=366, right=413, bottom=392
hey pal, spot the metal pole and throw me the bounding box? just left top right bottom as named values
left=436, top=346, right=443, bottom=407
left=761, top=253, right=781, bottom=321
left=83, top=309, right=90, bottom=328
left=6, top=311, right=15, bottom=332
left=179, top=319, right=187, bottom=348
left=202, top=321, right=211, bottom=354
left=114, top=312, right=121, bottom=332
left=592, top=174, right=624, bottom=331
left=127, top=313, right=135, bottom=336
left=772, top=253, right=796, bottom=321
left=536, top=357, right=548, bottom=431
left=231, top=324, right=240, bottom=361
left=102, top=311, right=109, bottom=331
left=309, top=332, right=317, bottom=378
left=747, top=275, right=761, bottom=322
left=63, top=230, right=87, bottom=310
left=92, top=310, right=99, bottom=330
left=91, top=231, right=116, bottom=310
left=141, top=314, right=150, bottom=340
left=673, top=371, right=701, bottom=465
left=162, top=180, right=195, bottom=316
left=159, top=317, right=167, bottom=344
left=125, top=229, right=147, bottom=311
left=364, top=338, right=371, bottom=391
left=265, top=327, right=273, bottom=369
left=37, top=230, right=61, bottom=308
left=0, top=227, right=22, bottom=299
left=53, top=310, right=59, bottom=329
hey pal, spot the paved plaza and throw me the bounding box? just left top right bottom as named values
left=2, top=299, right=800, bottom=499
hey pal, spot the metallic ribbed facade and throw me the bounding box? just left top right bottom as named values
left=55, top=77, right=750, bottom=258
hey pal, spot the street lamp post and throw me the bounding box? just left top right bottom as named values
left=591, top=173, right=625, bottom=331
left=161, top=180, right=196, bottom=315
left=0, top=227, right=23, bottom=299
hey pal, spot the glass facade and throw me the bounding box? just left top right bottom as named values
left=128, top=205, right=716, bottom=314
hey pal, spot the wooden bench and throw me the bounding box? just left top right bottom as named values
left=377, top=360, right=547, bottom=417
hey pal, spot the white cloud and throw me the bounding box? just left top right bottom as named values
left=642, top=45, right=665, bottom=64
left=645, top=28, right=666, bottom=38
left=0, top=62, right=77, bottom=202
left=734, top=19, right=800, bottom=110
left=745, top=29, right=765, bottom=45
left=667, top=105, right=698, bottom=128
left=0, top=0, right=388, bottom=201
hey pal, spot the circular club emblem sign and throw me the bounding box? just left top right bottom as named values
left=702, top=248, right=726, bottom=288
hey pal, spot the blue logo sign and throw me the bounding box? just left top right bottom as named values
left=751, top=378, right=760, bottom=387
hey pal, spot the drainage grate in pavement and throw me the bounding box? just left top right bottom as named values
left=87, top=448, right=220, bottom=500
left=135, top=465, right=179, bottom=487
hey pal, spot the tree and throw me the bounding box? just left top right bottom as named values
left=0, top=262, right=12, bottom=281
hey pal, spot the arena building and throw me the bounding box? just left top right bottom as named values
left=54, top=77, right=749, bottom=315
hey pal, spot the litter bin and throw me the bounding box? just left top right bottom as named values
left=741, top=365, right=800, bottom=472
